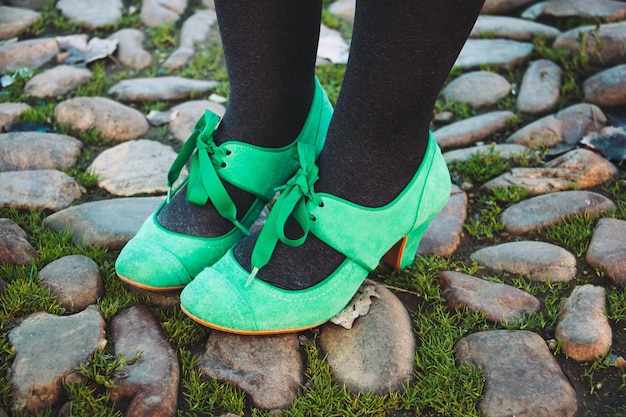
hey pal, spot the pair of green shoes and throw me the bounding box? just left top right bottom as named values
left=116, top=77, right=451, bottom=334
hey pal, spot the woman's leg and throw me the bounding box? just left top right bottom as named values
left=157, top=0, right=323, bottom=237
left=235, top=0, right=485, bottom=290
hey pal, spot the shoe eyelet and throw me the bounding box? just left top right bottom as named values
left=221, top=162, right=227, bottom=168
left=311, top=216, right=317, bottom=222
left=226, top=150, right=232, bottom=155
left=319, top=202, right=324, bottom=208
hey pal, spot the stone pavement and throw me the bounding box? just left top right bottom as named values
left=1, top=0, right=626, bottom=416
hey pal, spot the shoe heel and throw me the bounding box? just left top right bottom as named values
left=382, top=223, right=429, bottom=270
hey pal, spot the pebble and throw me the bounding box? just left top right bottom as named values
left=542, top=0, right=626, bottom=22
left=482, top=148, right=618, bottom=196
left=88, top=139, right=187, bottom=196
left=44, top=196, right=164, bottom=249
left=168, top=99, right=225, bottom=142
left=108, top=76, right=218, bottom=102
left=434, top=110, right=517, bottom=149
left=0, top=170, right=83, bottom=211
left=586, top=217, right=626, bottom=287
left=516, top=59, right=562, bottom=115
left=140, top=0, right=188, bottom=27
left=54, top=96, right=149, bottom=141
left=317, top=23, right=350, bottom=65
left=438, top=271, right=541, bottom=323
left=23, top=65, right=92, bottom=98
left=470, top=15, right=561, bottom=41
left=0, top=102, right=31, bottom=128
left=318, top=281, right=415, bottom=394
left=38, top=255, right=104, bottom=313
left=455, top=330, right=578, bottom=417
left=0, top=218, right=37, bottom=265
left=0, top=6, right=40, bottom=40
left=163, top=9, right=217, bottom=70
left=583, top=64, right=626, bottom=107
left=501, top=190, right=617, bottom=235
left=506, top=114, right=563, bottom=149
left=0, top=38, right=59, bottom=72
left=418, top=185, right=467, bottom=256
left=442, top=71, right=511, bottom=108
left=9, top=305, right=107, bottom=414
left=200, top=331, right=303, bottom=411
left=110, top=305, right=180, bottom=417
left=455, top=39, right=534, bottom=70
left=443, top=143, right=532, bottom=164
left=328, top=0, right=355, bottom=25
left=0, top=131, right=82, bottom=171
left=56, top=0, right=123, bottom=29
left=471, top=241, right=577, bottom=283
left=481, top=0, right=538, bottom=14
left=555, top=285, right=612, bottom=362
left=108, top=29, right=152, bottom=70
left=553, top=21, right=626, bottom=67
left=555, top=103, right=607, bottom=145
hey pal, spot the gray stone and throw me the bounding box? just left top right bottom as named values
left=140, top=0, right=187, bottom=27
left=439, top=271, right=541, bottom=323
left=4, top=0, right=48, bottom=9
left=0, top=170, right=83, bottom=211
left=56, top=0, right=123, bottom=29
left=0, top=102, right=31, bottom=128
left=471, top=241, right=577, bottom=283
left=44, top=196, right=164, bottom=249
left=455, top=39, right=534, bottom=70
left=0, top=6, right=40, bottom=40
left=456, top=330, right=578, bottom=417
left=543, top=0, right=626, bottom=22
left=482, top=0, right=538, bottom=14
left=54, top=96, right=149, bottom=141
left=38, top=255, right=104, bottom=313
left=418, top=185, right=467, bottom=256
left=443, top=143, right=532, bottom=164
left=522, top=2, right=548, bottom=19
left=200, top=331, right=303, bottom=410
left=108, top=76, right=218, bottom=102
left=555, top=103, right=607, bottom=144
left=501, top=190, right=616, bottom=235
left=328, top=0, right=355, bottom=25
left=169, top=100, right=225, bottom=142
left=0, top=131, right=82, bottom=171
left=89, top=139, right=186, bottom=196
left=482, top=148, right=617, bottom=196
left=317, top=24, right=350, bottom=65
left=434, top=111, right=517, bottom=149
left=9, top=306, right=107, bottom=414
left=110, top=305, right=179, bottom=417
left=471, top=15, right=560, bottom=42
left=553, top=21, right=626, bottom=66
left=24, top=65, right=92, bottom=98
left=0, top=218, right=37, bottom=266
left=517, top=59, right=562, bottom=115
left=108, top=29, right=152, bottom=70
left=556, top=285, right=612, bottom=362
left=506, top=115, right=563, bottom=149
left=319, top=281, right=415, bottom=394
left=584, top=64, right=626, bottom=107
left=0, top=38, right=59, bottom=72
left=586, top=217, right=626, bottom=287
left=442, top=71, right=511, bottom=108
left=163, top=9, right=217, bottom=70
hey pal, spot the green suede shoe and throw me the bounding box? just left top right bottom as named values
left=116, top=77, right=333, bottom=291
left=180, top=133, right=451, bottom=333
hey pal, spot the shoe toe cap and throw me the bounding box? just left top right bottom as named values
left=116, top=241, right=192, bottom=290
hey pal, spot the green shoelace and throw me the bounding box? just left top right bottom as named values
left=167, top=109, right=250, bottom=236
left=247, top=142, right=322, bottom=287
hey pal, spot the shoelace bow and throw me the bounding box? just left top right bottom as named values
left=247, top=142, right=322, bottom=287
left=167, top=109, right=249, bottom=235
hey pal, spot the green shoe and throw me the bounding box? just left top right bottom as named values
left=116, top=77, right=333, bottom=291
left=180, top=133, right=451, bottom=333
